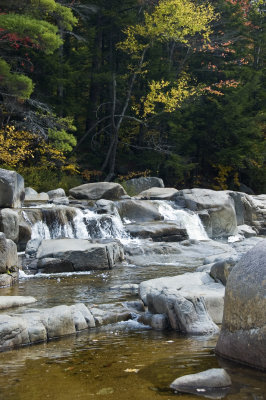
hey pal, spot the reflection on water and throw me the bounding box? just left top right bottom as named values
left=0, top=329, right=265, bottom=400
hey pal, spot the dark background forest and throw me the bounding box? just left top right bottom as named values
left=0, top=0, right=265, bottom=193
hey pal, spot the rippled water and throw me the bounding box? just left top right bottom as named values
left=0, top=329, right=265, bottom=400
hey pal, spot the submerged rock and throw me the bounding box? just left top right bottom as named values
left=0, top=168, right=24, bottom=208
left=69, top=182, right=127, bottom=200
left=170, top=368, right=232, bottom=398
left=215, top=240, right=266, bottom=370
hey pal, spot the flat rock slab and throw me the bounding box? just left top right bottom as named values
left=0, top=296, right=37, bottom=310
left=170, top=368, right=231, bottom=397
left=36, top=239, right=124, bottom=271
left=139, top=272, right=224, bottom=333
left=136, top=187, right=178, bottom=200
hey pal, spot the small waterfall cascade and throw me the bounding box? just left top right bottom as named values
left=153, top=201, right=209, bottom=240
left=22, top=206, right=129, bottom=242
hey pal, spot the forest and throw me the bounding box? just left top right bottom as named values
left=0, top=0, right=265, bottom=193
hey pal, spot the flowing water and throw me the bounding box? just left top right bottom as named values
left=1, top=203, right=265, bottom=399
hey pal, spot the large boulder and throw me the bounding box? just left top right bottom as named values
left=0, top=208, right=19, bottom=242
left=136, top=187, right=178, bottom=200
left=215, top=241, right=266, bottom=370
left=139, top=272, right=224, bottom=333
left=36, top=238, right=124, bottom=271
left=126, top=221, right=188, bottom=242
left=69, top=182, right=127, bottom=200
left=0, top=233, right=18, bottom=274
left=124, top=176, right=164, bottom=195
left=173, top=189, right=237, bottom=238
left=0, top=168, right=24, bottom=208
left=115, top=199, right=163, bottom=222
left=47, top=188, right=66, bottom=199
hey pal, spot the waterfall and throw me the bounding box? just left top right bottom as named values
left=154, top=201, right=209, bottom=240
left=23, top=206, right=129, bottom=242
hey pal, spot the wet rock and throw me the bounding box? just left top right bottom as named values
left=170, top=368, right=232, bottom=398
left=50, top=197, right=70, bottom=205
left=26, top=238, right=42, bottom=258
left=69, top=182, right=127, bottom=200
left=136, top=187, right=178, bottom=200
left=72, top=303, right=95, bottom=328
left=0, top=315, right=30, bottom=349
left=237, top=224, right=257, bottom=238
left=124, top=177, right=164, bottom=195
left=0, top=296, right=36, bottom=310
left=116, top=199, right=163, bottom=223
left=140, top=272, right=225, bottom=333
left=90, top=303, right=132, bottom=326
left=0, top=272, right=19, bottom=287
left=37, top=258, right=75, bottom=274
left=173, top=189, right=237, bottom=238
left=0, top=233, right=18, bottom=274
left=47, top=188, right=66, bottom=199
left=215, top=240, right=266, bottom=370
left=110, top=284, right=139, bottom=295
left=0, top=168, right=25, bottom=208
left=123, top=300, right=145, bottom=312
left=126, top=221, right=188, bottom=242
left=0, top=208, right=19, bottom=242
left=209, top=258, right=237, bottom=286
left=95, top=199, right=116, bottom=215
left=36, top=239, right=124, bottom=271
left=18, top=220, right=32, bottom=251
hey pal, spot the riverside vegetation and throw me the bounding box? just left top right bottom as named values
left=0, top=0, right=265, bottom=399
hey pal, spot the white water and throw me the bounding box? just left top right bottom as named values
left=154, top=201, right=209, bottom=241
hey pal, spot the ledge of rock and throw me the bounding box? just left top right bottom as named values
left=126, top=221, right=188, bottom=242
left=215, top=240, right=266, bottom=370
left=32, top=238, right=124, bottom=272
left=136, top=187, right=178, bottom=200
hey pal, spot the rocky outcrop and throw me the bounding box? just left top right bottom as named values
left=173, top=189, right=237, bottom=238
left=126, top=221, right=188, bottom=242
left=136, top=187, right=178, bottom=200
left=0, top=233, right=18, bottom=287
left=69, top=182, right=127, bottom=200
left=215, top=241, right=266, bottom=370
left=0, top=168, right=24, bottom=208
left=124, top=176, right=164, bottom=195
left=170, top=368, right=232, bottom=397
left=32, top=238, right=124, bottom=272
left=115, top=199, right=163, bottom=222
left=139, top=272, right=224, bottom=333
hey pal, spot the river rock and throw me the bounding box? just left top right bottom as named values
left=69, top=182, right=127, bottom=200
left=126, top=221, right=188, bottom=242
left=237, top=224, right=257, bottom=238
left=90, top=303, right=132, bottom=326
left=37, top=258, right=75, bottom=273
left=47, top=188, right=66, bottom=199
left=140, top=272, right=225, bottom=332
left=124, top=176, right=164, bottom=195
left=0, top=296, right=37, bottom=310
left=115, top=199, right=163, bottom=222
left=24, top=191, right=49, bottom=203
left=170, top=368, right=232, bottom=397
left=0, top=208, right=19, bottom=242
left=18, top=220, right=32, bottom=251
left=215, top=241, right=266, bottom=370
left=136, top=187, right=178, bottom=200
left=210, top=258, right=236, bottom=286
left=0, top=233, right=18, bottom=274
left=173, top=189, right=237, bottom=238
left=36, top=239, right=124, bottom=271
left=0, top=168, right=24, bottom=208
left=0, top=315, right=30, bottom=348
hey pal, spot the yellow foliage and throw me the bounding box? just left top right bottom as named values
left=82, top=169, right=103, bottom=182
left=117, top=169, right=151, bottom=182
left=212, top=164, right=233, bottom=190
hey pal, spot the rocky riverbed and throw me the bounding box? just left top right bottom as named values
left=0, top=168, right=265, bottom=399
